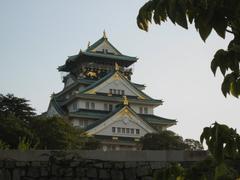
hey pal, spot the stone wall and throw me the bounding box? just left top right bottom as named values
left=0, top=150, right=208, bottom=180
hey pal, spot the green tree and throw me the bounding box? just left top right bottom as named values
left=29, top=116, right=83, bottom=149
left=137, top=0, right=240, bottom=97
left=141, top=130, right=189, bottom=150
left=0, top=94, right=35, bottom=122
left=184, top=138, right=204, bottom=151
left=0, top=114, right=35, bottom=148
left=200, top=122, right=240, bottom=179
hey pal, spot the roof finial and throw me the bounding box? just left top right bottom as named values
left=103, top=30, right=107, bottom=39
left=87, top=41, right=91, bottom=48
left=123, top=96, right=129, bottom=105
left=115, top=62, right=120, bottom=71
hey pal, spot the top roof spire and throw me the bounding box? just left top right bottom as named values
left=103, top=30, right=107, bottom=39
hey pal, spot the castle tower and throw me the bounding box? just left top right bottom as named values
left=47, top=32, right=176, bottom=150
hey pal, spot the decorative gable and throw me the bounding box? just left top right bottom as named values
left=84, top=72, right=148, bottom=99
left=91, top=40, right=120, bottom=55
left=86, top=106, right=156, bottom=136
left=86, top=31, right=122, bottom=56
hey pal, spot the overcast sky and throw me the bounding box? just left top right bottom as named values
left=0, top=0, right=239, bottom=141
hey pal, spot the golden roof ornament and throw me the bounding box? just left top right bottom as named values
left=123, top=96, right=129, bottom=105
left=115, top=62, right=120, bottom=71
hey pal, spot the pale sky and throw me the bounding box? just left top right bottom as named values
left=0, top=0, right=239, bottom=141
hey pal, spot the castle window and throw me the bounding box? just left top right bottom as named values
left=121, top=90, right=125, bottom=95
left=126, top=128, right=130, bottom=134
left=144, top=107, right=148, bottom=114
left=117, top=90, right=121, bottom=95
left=109, top=89, right=113, bottom=94
left=104, top=104, right=108, bottom=111
left=136, top=129, right=140, bottom=134
left=139, top=107, right=143, bottom=114
left=130, top=128, right=134, bottom=134
left=117, top=127, right=121, bottom=133
left=113, top=89, right=117, bottom=94
left=85, top=102, right=90, bottom=109
left=91, top=102, right=95, bottom=109
left=122, top=128, right=125, bottom=134
left=73, top=102, right=77, bottom=111
left=109, top=104, right=113, bottom=111
left=112, top=127, right=116, bottom=133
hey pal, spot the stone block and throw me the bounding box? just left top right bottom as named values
left=124, top=168, right=137, bottom=180
left=103, top=162, right=113, bottom=169
left=99, top=169, right=110, bottom=179
left=94, top=162, right=103, bottom=168
left=0, top=169, right=11, bottom=180
left=5, top=161, right=15, bottom=168
left=59, top=167, right=73, bottom=177
left=110, top=170, right=124, bottom=180
left=87, top=168, right=98, bottom=178
left=125, top=162, right=137, bottom=168
left=149, top=162, right=166, bottom=170
left=16, top=162, right=27, bottom=167
left=12, top=169, right=21, bottom=180
left=40, top=162, right=49, bottom=167
left=114, top=162, right=124, bottom=169
left=76, top=167, right=86, bottom=177
left=41, top=167, right=49, bottom=176
left=27, top=167, right=40, bottom=177
left=141, top=176, right=153, bottom=180
left=137, top=166, right=152, bottom=177
left=31, top=161, right=41, bottom=167
left=51, top=164, right=59, bottom=176
left=70, top=161, right=79, bottom=167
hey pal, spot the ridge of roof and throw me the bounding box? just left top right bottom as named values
left=51, top=96, right=66, bottom=115
left=86, top=36, right=122, bottom=55
left=139, top=114, right=177, bottom=124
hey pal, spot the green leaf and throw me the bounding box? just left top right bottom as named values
left=221, top=75, right=231, bottom=97
left=212, top=15, right=227, bottom=39
left=198, top=20, right=212, bottom=41
left=175, top=9, right=188, bottom=29
left=167, top=0, right=177, bottom=24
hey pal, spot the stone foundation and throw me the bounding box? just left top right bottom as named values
left=0, top=150, right=207, bottom=180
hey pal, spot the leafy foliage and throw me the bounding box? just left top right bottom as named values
left=0, top=139, right=10, bottom=150
left=0, top=114, right=35, bottom=148
left=0, top=94, right=35, bottom=122
left=154, top=163, right=185, bottom=180
left=141, top=130, right=190, bottom=150
left=200, top=122, right=240, bottom=163
left=184, top=138, right=204, bottom=150
left=137, top=0, right=240, bottom=97
left=200, top=122, right=240, bottom=179
left=17, top=136, right=39, bottom=151
left=0, top=94, right=99, bottom=150
left=29, top=116, right=88, bottom=150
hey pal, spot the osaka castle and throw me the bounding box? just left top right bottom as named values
left=47, top=32, right=176, bottom=150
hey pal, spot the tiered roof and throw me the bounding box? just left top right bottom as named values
left=58, top=32, right=138, bottom=72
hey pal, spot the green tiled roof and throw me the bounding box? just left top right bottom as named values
left=84, top=105, right=124, bottom=131
left=94, top=135, right=139, bottom=143
left=61, top=93, right=162, bottom=107
left=51, top=96, right=66, bottom=115
left=82, top=51, right=137, bottom=62
left=86, top=36, right=122, bottom=55
left=54, top=79, right=96, bottom=98
left=69, top=109, right=109, bottom=119
left=139, top=114, right=177, bottom=125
